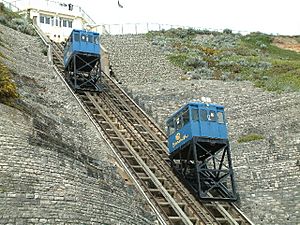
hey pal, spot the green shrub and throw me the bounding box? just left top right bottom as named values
left=0, top=61, right=19, bottom=106
left=167, top=53, right=190, bottom=71
left=223, top=29, right=232, bottom=34
left=0, top=3, right=36, bottom=35
left=184, top=56, right=207, bottom=68
left=237, top=133, right=264, bottom=143
left=0, top=187, right=7, bottom=193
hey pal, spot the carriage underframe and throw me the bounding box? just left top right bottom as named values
left=170, top=137, right=237, bottom=201
left=65, top=53, right=103, bottom=92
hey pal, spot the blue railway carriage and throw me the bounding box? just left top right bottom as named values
left=166, top=102, right=237, bottom=201
left=63, top=29, right=102, bottom=91
left=167, top=102, right=228, bottom=154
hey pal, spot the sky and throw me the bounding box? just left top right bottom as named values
left=13, top=0, right=300, bottom=35
left=66, top=0, right=300, bottom=35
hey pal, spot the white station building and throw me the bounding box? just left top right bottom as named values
left=5, top=0, right=101, bottom=42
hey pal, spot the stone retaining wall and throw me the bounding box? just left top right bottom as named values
left=101, top=34, right=300, bottom=225
left=0, top=24, right=155, bottom=225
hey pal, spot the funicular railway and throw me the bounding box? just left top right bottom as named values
left=49, top=33, right=254, bottom=225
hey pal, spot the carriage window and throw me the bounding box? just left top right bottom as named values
left=217, top=112, right=225, bottom=123
left=200, top=109, right=207, bottom=121
left=94, top=36, right=99, bottom=44
left=182, top=109, right=189, bottom=126
left=208, top=110, right=216, bottom=122
left=81, top=34, right=86, bottom=42
left=191, top=109, right=199, bottom=121
left=168, top=120, right=175, bottom=136
left=88, top=35, right=93, bottom=43
left=175, top=116, right=182, bottom=130
left=74, top=33, right=80, bottom=42
left=66, top=35, right=72, bottom=44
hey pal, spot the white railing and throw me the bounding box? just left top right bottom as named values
left=0, top=0, right=20, bottom=11
left=3, top=0, right=96, bottom=26
left=100, top=23, right=251, bottom=35
left=1, top=0, right=254, bottom=36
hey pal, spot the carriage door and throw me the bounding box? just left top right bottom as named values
left=200, top=109, right=218, bottom=138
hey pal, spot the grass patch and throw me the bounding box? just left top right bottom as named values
left=167, top=53, right=191, bottom=72
left=0, top=187, right=7, bottom=193
left=255, top=60, right=300, bottom=92
left=237, top=133, right=264, bottom=143
left=241, top=33, right=300, bottom=60
left=147, top=28, right=300, bottom=92
left=255, top=73, right=300, bottom=92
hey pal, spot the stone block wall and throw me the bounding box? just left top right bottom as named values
left=101, top=34, right=300, bottom=225
left=0, top=24, right=155, bottom=224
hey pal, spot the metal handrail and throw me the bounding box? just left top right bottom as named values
left=32, top=23, right=52, bottom=63
left=0, top=0, right=20, bottom=11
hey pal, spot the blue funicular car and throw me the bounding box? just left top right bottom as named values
left=63, top=29, right=102, bottom=91
left=167, top=101, right=228, bottom=154
left=166, top=100, right=237, bottom=201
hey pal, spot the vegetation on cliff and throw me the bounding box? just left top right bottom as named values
left=237, top=133, right=264, bottom=143
left=0, top=60, right=19, bottom=106
left=0, top=3, right=36, bottom=35
left=0, top=31, right=19, bottom=106
left=147, top=28, right=300, bottom=92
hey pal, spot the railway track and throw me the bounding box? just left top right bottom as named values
left=50, top=41, right=254, bottom=225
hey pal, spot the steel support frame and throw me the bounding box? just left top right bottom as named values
left=65, top=54, right=102, bottom=92
left=170, top=137, right=237, bottom=201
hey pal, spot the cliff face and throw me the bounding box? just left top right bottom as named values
left=102, top=34, right=300, bottom=225
left=0, top=24, right=155, bottom=224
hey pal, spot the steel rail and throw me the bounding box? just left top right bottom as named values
left=96, top=83, right=219, bottom=224
left=49, top=40, right=255, bottom=225
left=86, top=91, right=213, bottom=224
left=44, top=42, right=168, bottom=224
left=100, top=73, right=255, bottom=225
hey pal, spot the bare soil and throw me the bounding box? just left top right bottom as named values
left=273, top=36, right=300, bottom=52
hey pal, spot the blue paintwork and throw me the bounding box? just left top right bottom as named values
left=63, top=29, right=100, bottom=69
left=167, top=102, right=228, bottom=154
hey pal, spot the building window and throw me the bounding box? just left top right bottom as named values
left=45, top=17, right=50, bottom=24
left=68, top=20, right=72, bottom=28
left=40, top=16, right=45, bottom=23
left=63, top=20, right=67, bottom=27
left=55, top=18, right=59, bottom=26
